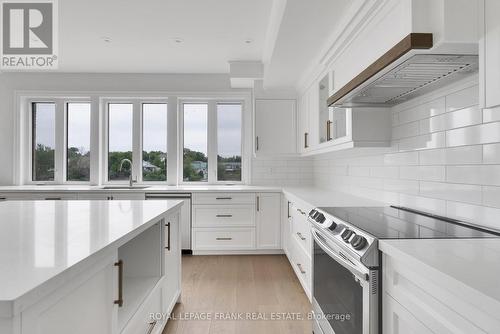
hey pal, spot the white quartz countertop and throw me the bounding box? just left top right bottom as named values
left=0, top=185, right=282, bottom=193
left=0, top=200, right=182, bottom=315
left=283, top=187, right=384, bottom=207
left=380, top=238, right=500, bottom=310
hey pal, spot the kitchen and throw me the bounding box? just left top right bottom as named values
left=0, top=0, right=499, bottom=333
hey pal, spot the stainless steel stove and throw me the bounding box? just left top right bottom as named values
left=310, top=205, right=500, bottom=334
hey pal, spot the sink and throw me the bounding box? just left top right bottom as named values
left=101, top=186, right=151, bottom=190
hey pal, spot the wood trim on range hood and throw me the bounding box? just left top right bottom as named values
left=327, top=33, right=433, bottom=107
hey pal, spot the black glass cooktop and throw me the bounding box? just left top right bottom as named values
left=318, top=206, right=500, bottom=239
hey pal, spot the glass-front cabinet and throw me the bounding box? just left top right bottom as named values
left=318, top=73, right=348, bottom=145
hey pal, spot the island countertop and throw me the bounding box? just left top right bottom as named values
left=0, top=199, right=182, bottom=316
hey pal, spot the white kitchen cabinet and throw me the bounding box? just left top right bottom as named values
left=0, top=192, right=78, bottom=200
left=255, top=99, right=297, bottom=156
left=484, top=0, right=500, bottom=108
left=21, top=255, right=117, bottom=334
left=77, top=192, right=145, bottom=200
left=256, top=193, right=281, bottom=249
left=384, top=293, right=435, bottom=334
left=163, top=212, right=182, bottom=314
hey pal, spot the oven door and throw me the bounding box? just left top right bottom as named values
left=312, top=229, right=379, bottom=334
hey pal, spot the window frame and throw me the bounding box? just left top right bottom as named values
left=179, top=99, right=245, bottom=185
left=141, top=101, right=169, bottom=183
left=102, top=98, right=169, bottom=184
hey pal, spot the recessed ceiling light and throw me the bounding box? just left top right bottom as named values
left=244, top=39, right=253, bottom=44
left=173, top=38, right=184, bottom=44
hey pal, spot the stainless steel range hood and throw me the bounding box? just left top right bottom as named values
left=328, top=33, right=479, bottom=108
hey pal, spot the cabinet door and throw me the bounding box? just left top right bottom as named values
left=282, top=198, right=293, bottom=256
left=384, top=294, right=435, bottom=334
left=485, top=0, right=500, bottom=108
left=256, top=193, right=281, bottom=249
left=22, top=258, right=117, bottom=334
left=163, top=212, right=181, bottom=314
left=255, top=100, right=297, bottom=156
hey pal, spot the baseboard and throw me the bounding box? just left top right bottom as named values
left=191, top=249, right=285, bottom=256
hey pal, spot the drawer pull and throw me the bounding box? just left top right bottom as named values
left=146, top=320, right=157, bottom=334
left=216, top=237, right=233, bottom=241
left=296, top=263, right=306, bottom=274
left=0, top=197, right=6, bottom=201
left=297, top=232, right=306, bottom=241
left=45, top=197, right=62, bottom=200
left=216, top=197, right=232, bottom=200
left=165, top=222, right=171, bottom=250
left=114, top=260, right=123, bottom=307
left=216, top=214, right=233, bottom=218
left=297, top=209, right=306, bottom=215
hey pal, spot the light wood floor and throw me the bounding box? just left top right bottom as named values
left=163, top=255, right=312, bottom=334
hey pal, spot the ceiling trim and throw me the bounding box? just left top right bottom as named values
left=262, top=0, right=288, bottom=65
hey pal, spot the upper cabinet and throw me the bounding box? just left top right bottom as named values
left=255, top=99, right=297, bottom=156
left=484, top=0, right=500, bottom=108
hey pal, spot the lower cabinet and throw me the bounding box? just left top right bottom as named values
left=11, top=210, right=182, bottom=334
left=384, top=293, right=434, bottom=334
left=283, top=194, right=313, bottom=300
left=192, top=192, right=281, bottom=253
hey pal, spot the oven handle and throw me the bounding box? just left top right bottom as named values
left=312, top=229, right=369, bottom=281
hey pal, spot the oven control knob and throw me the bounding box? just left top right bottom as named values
left=315, top=213, right=325, bottom=223
left=341, top=229, right=354, bottom=242
left=309, top=209, right=317, bottom=217
left=351, top=235, right=367, bottom=250
left=328, top=221, right=338, bottom=230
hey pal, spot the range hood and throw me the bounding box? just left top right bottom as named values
left=328, top=33, right=479, bottom=107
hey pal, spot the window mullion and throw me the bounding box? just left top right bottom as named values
left=207, top=101, right=217, bottom=184
left=133, top=101, right=142, bottom=183
left=55, top=99, right=65, bottom=183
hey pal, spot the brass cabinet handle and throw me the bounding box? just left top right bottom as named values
left=114, top=260, right=123, bottom=307
left=0, top=197, right=7, bottom=201
left=215, top=197, right=232, bottom=200
left=304, top=132, right=309, bottom=148
left=165, top=222, right=171, bottom=250
left=287, top=201, right=291, bottom=219
left=216, top=237, right=233, bottom=241
left=326, top=120, right=333, bottom=141
left=256, top=196, right=260, bottom=212
left=146, top=320, right=157, bottom=334
left=216, top=214, right=233, bottom=218
left=297, top=232, right=306, bottom=241
left=296, top=263, right=306, bottom=274
left=256, top=136, right=259, bottom=151
left=45, top=197, right=62, bottom=200
left=107, top=196, right=114, bottom=200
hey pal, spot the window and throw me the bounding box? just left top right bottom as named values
left=32, top=102, right=56, bottom=181
left=108, top=103, right=133, bottom=181
left=142, top=103, right=168, bottom=181
left=217, top=104, right=242, bottom=182
left=182, top=103, right=208, bottom=182
left=66, top=103, right=91, bottom=181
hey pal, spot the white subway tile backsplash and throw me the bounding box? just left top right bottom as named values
left=446, top=165, right=500, bottom=186
left=446, top=122, right=500, bottom=147
left=446, top=85, right=479, bottom=112
left=398, top=132, right=446, bottom=151
left=483, top=186, right=500, bottom=208
left=420, top=181, right=482, bottom=205
left=400, top=166, right=446, bottom=182
left=312, top=83, right=500, bottom=230
left=484, top=143, right=500, bottom=164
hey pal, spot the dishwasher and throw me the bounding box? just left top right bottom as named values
left=145, top=193, right=192, bottom=254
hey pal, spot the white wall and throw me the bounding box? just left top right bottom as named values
left=313, top=79, right=500, bottom=231
left=252, top=157, right=313, bottom=187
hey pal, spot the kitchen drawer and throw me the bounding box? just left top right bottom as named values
left=192, top=192, right=255, bottom=205
left=289, top=236, right=312, bottom=299
left=121, top=283, right=163, bottom=334
left=291, top=205, right=311, bottom=256
left=193, top=205, right=255, bottom=228
left=193, top=228, right=255, bottom=250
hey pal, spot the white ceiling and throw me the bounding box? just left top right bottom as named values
left=55, top=0, right=352, bottom=88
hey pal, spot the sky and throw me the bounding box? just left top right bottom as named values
left=35, top=102, right=242, bottom=158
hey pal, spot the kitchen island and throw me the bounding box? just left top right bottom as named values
left=0, top=200, right=183, bottom=334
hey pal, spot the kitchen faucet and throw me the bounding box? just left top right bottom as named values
left=119, top=158, right=135, bottom=187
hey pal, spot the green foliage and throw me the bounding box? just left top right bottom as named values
left=183, top=148, right=208, bottom=181
left=108, top=151, right=133, bottom=180
left=217, top=155, right=241, bottom=181
left=33, top=144, right=55, bottom=181
left=142, top=151, right=167, bottom=181
left=67, top=147, right=90, bottom=181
